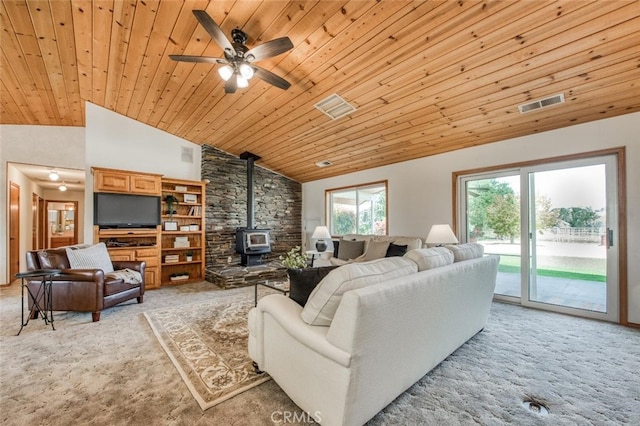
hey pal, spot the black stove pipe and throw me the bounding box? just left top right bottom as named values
left=240, top=151, right=261, bottom=229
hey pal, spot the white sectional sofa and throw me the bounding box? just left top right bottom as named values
left=248, top=244, right=499, bottom=426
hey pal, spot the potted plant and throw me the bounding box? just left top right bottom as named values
left=185, top=250, right=193, bottom=262
left=164, top=195, right=179, bottom=216
left=280, top=246, right=337, bottom=306
left=280, top=246, right=308, bottom=269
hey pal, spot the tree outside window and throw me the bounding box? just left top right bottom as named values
left=327, top=182, right=387, bottom=236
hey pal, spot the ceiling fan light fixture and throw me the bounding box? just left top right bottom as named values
left=218, top=65, right=233, bottom=81
left=237, top=75, right=249, bottom=88
left=239, top=63, right=254, bottom=79
left=49, top=170, right=59, bottom=181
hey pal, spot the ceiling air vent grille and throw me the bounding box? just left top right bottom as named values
left=518, top=93, right=565, bottom=114
left=315, top=94, right=356, bottom=120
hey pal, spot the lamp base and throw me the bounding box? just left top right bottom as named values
left=315, top=240, right=327, bottom=252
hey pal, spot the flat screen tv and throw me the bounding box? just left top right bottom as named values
left=94, top=192, right=161, bottom=229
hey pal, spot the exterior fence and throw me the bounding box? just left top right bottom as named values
left=537, top=227, right=605, bottom=244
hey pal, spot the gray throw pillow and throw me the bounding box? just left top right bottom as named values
left=337, top=239, right=365, bottom=260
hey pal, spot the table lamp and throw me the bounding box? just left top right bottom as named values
left=312, top=226, right=332, bottom=252
left=426, top=224, right=458, bottom=246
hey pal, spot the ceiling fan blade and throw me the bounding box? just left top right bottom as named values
left=225, top=77, right=237, bottom=94
left=169, top=55, right=228, bottom=64
left=251, top=65, right=291, bottom=90
left=192, top=10, right=236, bottom=56
left=245, top=37, right=294, bottom=62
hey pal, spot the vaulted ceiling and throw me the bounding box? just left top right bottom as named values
left=1, top=1, right=639, bottom=182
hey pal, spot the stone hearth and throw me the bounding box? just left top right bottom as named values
left=206, top=261, right=288, bottom=289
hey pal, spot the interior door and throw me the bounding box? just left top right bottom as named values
left=9, top=182, right=20, bottom=282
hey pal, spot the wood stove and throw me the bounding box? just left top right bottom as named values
left=236, top=151, right=271, bottom=266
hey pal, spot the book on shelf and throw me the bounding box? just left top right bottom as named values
left=187, top=205, right=202, bottom=216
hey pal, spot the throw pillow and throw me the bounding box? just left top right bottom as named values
left=404, top=247, right=454, bottom=271
left=358, top=239, right=390, bottom=261
left=445, top=243, right=484, bottom=262
left=287, top=266, right=338, bottom=306
left=65, top=242, right=114, bottom=273
left=336, top=239, right=365, bottom=261
left=301, top=257, right=418, bottom=326
left=385, top=243, right=408, bottom=257
left=332, top=240, right=340, bottom=258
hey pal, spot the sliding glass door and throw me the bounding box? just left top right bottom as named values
left=459, top=155, right=619, bottom=322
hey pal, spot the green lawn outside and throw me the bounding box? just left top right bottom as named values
left=497, top=254, right=606, bottom=282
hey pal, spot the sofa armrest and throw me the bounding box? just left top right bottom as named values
left=254, top=295, right=351, bottom=368
left=111, top=260, right=146, bottom=273
left=55, top=269, right=105, bottom=282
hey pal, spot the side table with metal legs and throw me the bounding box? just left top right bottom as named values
left=16, top=269, right=61, bottom=335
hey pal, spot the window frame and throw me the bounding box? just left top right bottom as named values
left=325, top=180, right=388, bottom=237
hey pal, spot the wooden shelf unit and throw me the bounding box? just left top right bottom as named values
left=160, top=178, right=206, bottom=285
left=93, top=226, right=162, bottom=289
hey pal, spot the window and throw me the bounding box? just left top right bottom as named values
left=326, top=181, right=387, bottom=236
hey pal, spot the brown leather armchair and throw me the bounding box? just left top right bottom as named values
left=25, top=248, right=145, bottom=322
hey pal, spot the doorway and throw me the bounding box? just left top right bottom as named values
left=457, top=151, right=622, bottom=322
left=46, top=201, right=78, bottom=248
left=9, top=183, right=20, bottom=282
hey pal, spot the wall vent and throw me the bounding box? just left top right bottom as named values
left=314, top=94, right=356, bottom=120
left=518, top=93, right=565, bottom=114
left=315, top=160, right=333, bottom=168
left=181, top=146, right=194, bottom=163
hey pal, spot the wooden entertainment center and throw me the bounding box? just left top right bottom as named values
left=92, top=167, right=205, bottom=289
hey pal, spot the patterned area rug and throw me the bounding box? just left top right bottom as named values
left=143, top=290, right=270, bottom=410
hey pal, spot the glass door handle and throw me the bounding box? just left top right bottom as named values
left=607, top=228, right=614, bottom=248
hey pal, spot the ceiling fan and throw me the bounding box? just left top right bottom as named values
left=170, top=10, right=293, bottom=94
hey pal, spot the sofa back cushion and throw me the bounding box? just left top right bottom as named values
left=301, top=257, right=418, bottom=326
left=404, top=247, right=454, bottom=271
left=445, top=243, right=484, bottom=262
left=65, top=242, right=114, bottom=273
left=36, top=248, right=71, bottom=269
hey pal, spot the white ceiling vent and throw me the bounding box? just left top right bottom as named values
left=518, top=93, right=565, bottom=114
left=314, top=94, right=356, bottom=120
left=315, top=160, right=333, bottom=168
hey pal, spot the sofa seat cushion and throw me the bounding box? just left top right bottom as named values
left=65, top=243, right=114, bottom=273
left=404, top=247, right=454, bottom=271
left=301, top=257, right=418, bottom=326
left=445, top=243, right=484, bottom=262
left=104, top=276, right=140, bottom=296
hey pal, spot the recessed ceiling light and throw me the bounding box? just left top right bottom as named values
left=315, top=160, right=333, bottom=168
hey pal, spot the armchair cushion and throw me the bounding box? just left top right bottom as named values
left=65, top=243, right=114, bottom=273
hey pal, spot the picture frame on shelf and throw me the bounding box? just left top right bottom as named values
left=164, top=221, right=178, bottom=231
left=183, top=193, right=197, bottom=204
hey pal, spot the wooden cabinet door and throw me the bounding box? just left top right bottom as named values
left=95, top=170, right=130, bottom=193
left=144, top=267, right=159, bottom=289
left=131, top=174, right=161, bottom=195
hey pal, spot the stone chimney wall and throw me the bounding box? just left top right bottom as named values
left=201, top=145, right=302, bottom=269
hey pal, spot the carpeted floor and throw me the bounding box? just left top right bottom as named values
left=1, top=280, right=639, bottom=425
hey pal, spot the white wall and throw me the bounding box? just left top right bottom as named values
left=84, top=103, right=202, bottom=242
left=302, top=112, right=640, bottom=324
left=1, top=125, right=85, bottom=283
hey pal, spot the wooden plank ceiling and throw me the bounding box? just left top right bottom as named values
left=1, top=0, right=639, bottom=182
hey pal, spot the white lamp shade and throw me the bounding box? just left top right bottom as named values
left=237, top=75, right=249, bottom=88
left=239, top=63, right=254, bottom=79
left=218, top=65, right=233, bottom=81
left=312, top=226, right=332, bottom=240
left=426, top=224, right=458, bottom=245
